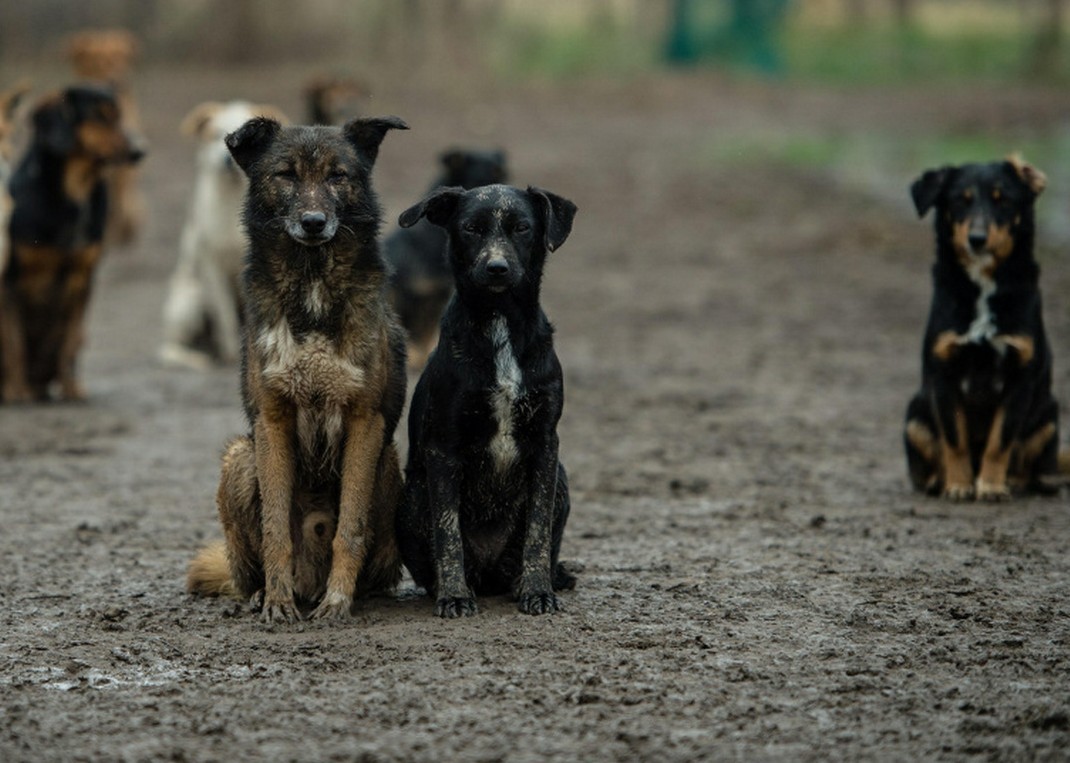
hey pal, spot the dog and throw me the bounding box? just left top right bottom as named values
left=904, top=156, right=1066, bottom=500
left=186, top=115, right=410, bottom=623
left=304, top=75, right=369, bottom=126
left=159, top=100, right=289, bottom=369
left=395, top=183, right=578, bottom=617
left=1, top=85, right=145, bottom=403
left=67, top=28, right=144, bottom=246
left=383, top=148, right=508, bottom=368
left=0, top=82, right=30, bottom=278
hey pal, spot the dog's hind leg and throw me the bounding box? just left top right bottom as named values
left=216, top=435, right=265, bottom=601
left=355, top=445, right=404, bottom=596
left=396, top=471, right=435, bottom=592
left=551, top=462, right=576, bottom=592
left=200, top=256, right=242, bottom=364
left=904, top=394, right=941, bottom=495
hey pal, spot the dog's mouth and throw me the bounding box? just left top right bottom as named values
left=286, top=220, right=339, bottom=247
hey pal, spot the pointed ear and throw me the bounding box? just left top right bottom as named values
left=32, top=94, right=75, bottom=155
left=910, top=167, right=951, bottom=218
left=527, top=186, right=577, bottom=252
left=398, top=186, right=464, bottom=230
left=180, top=101, right=223, bottom=139
left=343, top=115, right=408, bottom=167
left=224, top=116, right=280, bottom=173
left=1005, top=154, right=1046, bottom=196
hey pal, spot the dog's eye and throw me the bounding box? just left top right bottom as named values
left=513, top=222, right=531, bottom=234
left=462, top=221, right=479, bottom=234
left=274, top=169, right=297, bottom=181
left=328, top=170, right=348, bottom=183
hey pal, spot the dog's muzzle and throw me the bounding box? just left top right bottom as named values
left=288, top=211, right=338, bottom=246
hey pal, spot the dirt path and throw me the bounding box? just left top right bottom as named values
left=1, top=67, right=1069, bottom=762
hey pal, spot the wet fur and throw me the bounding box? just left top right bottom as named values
left=186, top=115, right=409, bottom=623
left=383, top=149, right=508, bottom=368
left=395, top=183, right=578, bottom=617
left=904, top=158, right=1063, bottom=500
left=1, top=85, right=144, bottom=403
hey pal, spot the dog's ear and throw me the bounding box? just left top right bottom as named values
left=910, top=167, right=952, bottom=218
left=398, top=186, right=464, bottom=230
left=0, top=81, right=30, bottom=123
left=343, top=115, right=408, bottom=167
left=1005, top=154, right=1046, bottom=197
left=527, top=186, right=577, bottom=252
left=180, top=101, right=223, bottom=139
left=32, top=93, right=75, bottom=155
left=253, top=104, right=290, bottom=126
left=225, top=117, right=280, bottom=173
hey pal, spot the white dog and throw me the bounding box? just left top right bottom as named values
left=160, top=100, right=287, bottom=369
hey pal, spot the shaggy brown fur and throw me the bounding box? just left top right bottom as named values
left=186, top=115, right=409, bottom=623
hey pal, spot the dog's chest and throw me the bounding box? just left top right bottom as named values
left=963, top=262, right=998, bottom=344
left=257, top=319, right=366, bottom=406
left=485, top=315, right=524, bottom=474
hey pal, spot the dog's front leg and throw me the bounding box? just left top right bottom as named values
left=516, top=432, right=562, bottom=615
left=977, top=382, right=1034, bottom=501
left=0, top=291, right=33, bottom=402
left=426, top=446, right=475, bottom=618
left=311, top=411, right=385, bottom=620
left=254, top=404, right=300, bottom=623
left=201, top=257, right=242, bottom=364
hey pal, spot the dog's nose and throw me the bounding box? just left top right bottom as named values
left=300, top=212, right=327, bottom=235
left=968, top=230, right=988, bottom=251
left=486, top=259, right=510, bottom=277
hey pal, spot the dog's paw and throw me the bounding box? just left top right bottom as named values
left=248, top=589, right=265, bottom=612
left=261, top=594, right=301, bottom=624
left=976, top=480, right=1012, bottom=502
left=435, top=596, right=478, bottom=618
left=943, top=483, right=975, bottom=502
left=517, top=591, right=561, bottom=615
left=310, top=590, right=352, bottom=620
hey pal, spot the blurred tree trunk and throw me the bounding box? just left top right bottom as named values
left=1031, top=0, right=1066, bottom=77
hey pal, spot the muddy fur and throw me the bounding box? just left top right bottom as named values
left=904, top=158, right=1065, bottom=501
left=186, top=115, right=409, bottom=623
left=1, top=85, right=144, bottom=403
left=395, top=183, right=578, bottom=617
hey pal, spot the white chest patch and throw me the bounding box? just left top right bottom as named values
left=487, top=315, right=522, bottom=473
left=304, top=279, right=328, bottom=318
left=257, top=320, right=366, bottom=405
left=963, top=257, right=998, bottom=344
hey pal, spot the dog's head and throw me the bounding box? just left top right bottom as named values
left=438, top=148, right=509, bottom=189
left=399, top=184, right=576, bottom=295
left=225, top=115, right=408, bottom=247
left=911, top=157, right=1045, bottom=277
left=32, top=85, right=146, bottom=166
left=304, top=75, right=369, bottom=125
left=182, top=101, right=288, bottom=178
left=66, top=29, right=139, bottom=84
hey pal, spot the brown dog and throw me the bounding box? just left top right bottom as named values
left=67, top=28, right=145, bottom=246
left=186, top=116, right=409, bottom=623
left=1, top=85, right=144, bottom=403
left=0, top=82, right=30, bottom=278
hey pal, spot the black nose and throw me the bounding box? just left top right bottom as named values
left=486, top=260, right=510, bottom=277
left=968, top=231, right=988, bottom=251
left=301, top=212, right=327, bottom=235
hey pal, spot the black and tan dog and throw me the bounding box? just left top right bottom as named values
left=186, top=115, right=409, bottom=623
left=904, top=157, right=1065, bottom=500
left=383, top=149, right=508, bottom=368
left=395, top=183, right=577, bottom=617
left=1, top=85, right=144, bottom=403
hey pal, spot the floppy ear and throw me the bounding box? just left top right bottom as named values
left=527, top=186, right=577, bottom=252
left=1005, top=154, right=1046, bottom=196
left=910, top=167, right=951, bottom=218
left=253, top=104, right=290, bottom=126
left=343, top=115, right=408, bottom=167
left=398, top=186, right=464, bottom=230
left=180, top=101, right=223, bottom=139
left=0, top=81, right=30, bottom=123
left=225, top=116, right=280, bottom=173
left=32, top=94, right=75, bottom=155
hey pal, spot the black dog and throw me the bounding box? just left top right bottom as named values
left=395, top=183, right=577, bottom=617
left=904, top=157, right=1064, bottom=500
left=383, top=149, right=508, bottom=368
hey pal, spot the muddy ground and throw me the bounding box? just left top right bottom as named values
left=1, top=64, right=1069, bottom=762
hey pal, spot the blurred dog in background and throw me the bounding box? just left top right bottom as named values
left=160, top=100, right=288, bottom=369
left=67, top=28, right=145, bottom=246
left=304, top=75, right=369, bottom=125
left=0, top=82, right=30, bottom=278
left=383, top=148, right=508, bottom=368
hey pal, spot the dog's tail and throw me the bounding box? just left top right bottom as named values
left=186, top=540, right=237, bottom=597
